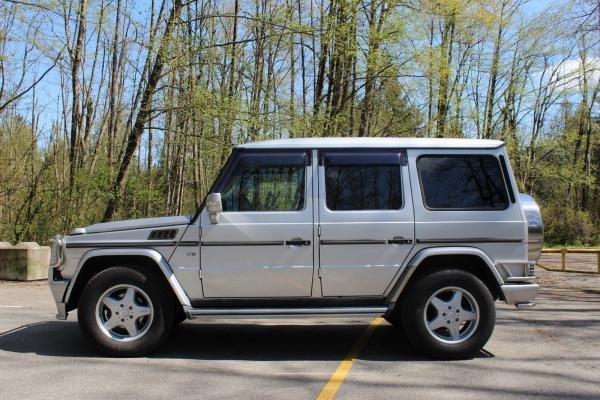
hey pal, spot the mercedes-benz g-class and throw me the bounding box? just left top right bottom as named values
left=49, top=137, right=543, bottom=358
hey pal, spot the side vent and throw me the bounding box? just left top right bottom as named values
left=148, top=229, right=178, bottom=240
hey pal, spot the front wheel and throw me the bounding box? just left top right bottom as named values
left=78, top=266, right=174, bottom=356
left=401, top=269, right=495, bottom=359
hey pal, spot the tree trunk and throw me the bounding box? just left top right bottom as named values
left=103, top=0, right=184, bottom=221
left=68, top=0, right=88, bottom=191
left=107, top=0, right=122, bottom=167
left=359, top=0, right=388, bottom=137
left=483, top=0, right=507, bottom=139
left=436, top=10, right=456, bottom=138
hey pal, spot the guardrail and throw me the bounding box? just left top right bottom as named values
left=538, top=248, right=600, bottom=274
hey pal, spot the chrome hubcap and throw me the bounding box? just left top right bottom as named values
left=424, top=286, right=479, bottom=344
left=95, top=284, right=154, bottom=342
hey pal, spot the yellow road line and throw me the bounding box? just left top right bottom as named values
left=316, top=317, right=384, bottom=400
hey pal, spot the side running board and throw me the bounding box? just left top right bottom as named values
left=185, top=306, right=388, bottom=319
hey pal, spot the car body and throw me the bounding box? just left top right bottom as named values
left=48, top=137, right=543, bottom=358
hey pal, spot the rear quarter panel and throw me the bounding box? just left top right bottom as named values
left=406, top=147, right=528, bottom=265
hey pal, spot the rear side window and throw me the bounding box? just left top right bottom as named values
left=323, top=152, right=402, bottom=210
left=417, top=155, right=509, bottom=210
left=220, top=152, right=307, bottom=212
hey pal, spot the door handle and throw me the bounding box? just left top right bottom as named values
left=285, top=238, right=311, bottom=246
left=388, top=236, right=413, bottom=245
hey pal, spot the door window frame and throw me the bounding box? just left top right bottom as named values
left=216, top=150, right=310, bottom=213
left=191, top=149, right=312, bottom=222
left=319, top=149, right=407, bottom=213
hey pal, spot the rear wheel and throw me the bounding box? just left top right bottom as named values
left=173, top=308, right=187, bottom=326
left=78, top=266, right=174, bottom=356
left=384, top=311, right=405, bottom=330
left=401, top=269, right=495, bottom=359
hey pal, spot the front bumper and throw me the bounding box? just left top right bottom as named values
left=48, top=267, right=69, bottom=320
left=501, top=283, right=539, bottom=307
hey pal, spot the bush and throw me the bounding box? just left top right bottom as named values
left=542, top=203, right=599, bottom=246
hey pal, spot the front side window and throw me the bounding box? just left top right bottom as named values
left=417, top=155, right=509, bottom=210
left=220, top=152, right=307, bottom=212
left=324, top=152, right=402, bottom=211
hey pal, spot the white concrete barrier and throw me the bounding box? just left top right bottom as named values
left=0, top=242, right=50, bottom=281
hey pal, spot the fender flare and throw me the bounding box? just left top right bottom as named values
left=386, top=246, right=504, bottom=303
left=64, top=248, right=191, bottom=307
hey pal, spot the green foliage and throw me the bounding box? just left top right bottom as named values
left=542, top=203, right=598, bottom=246
left=524, top=108, right=600, bottom=246
left=0, top=0, right=598, bottom=248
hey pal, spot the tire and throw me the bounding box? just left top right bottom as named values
left=401, top=269, right=495, bottom=359
left=173, top=308, right=187, bottom=326
left=384, top=311, right=404, bottom=329
left=78, top=266, right=174, bottom=356
left=384, top=313, right=408, bottom=340
left=384, top=314, right=401, bottom=326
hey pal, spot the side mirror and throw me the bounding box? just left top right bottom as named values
left=205, top=193, right=222, bottom=224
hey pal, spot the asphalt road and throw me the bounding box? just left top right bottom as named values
left=0, top=268, right=599, bottom=400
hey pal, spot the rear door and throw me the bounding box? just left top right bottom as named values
left=199, top=150, right=314, bottom=298
left=317, top=150, right=415, bottom=296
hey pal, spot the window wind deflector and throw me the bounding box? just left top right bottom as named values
left=238, top=151, right=309, bottom=166
left=323, top=151, right=405, bottom=166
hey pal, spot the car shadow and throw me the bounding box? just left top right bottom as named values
left=0, top=320, right=494, bottom=361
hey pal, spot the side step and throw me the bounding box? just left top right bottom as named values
left=185, top=306, right=389, bottom=319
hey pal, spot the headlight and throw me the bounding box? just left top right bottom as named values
left=49, top=236, right=64, bottom=268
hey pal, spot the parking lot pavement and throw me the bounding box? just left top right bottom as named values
left=1, top=268, right=599, bottom=400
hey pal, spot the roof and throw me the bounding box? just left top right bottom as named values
left=237, top=137, right=505, bottom=150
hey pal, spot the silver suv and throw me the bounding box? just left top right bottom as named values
left=48, top=138, right=543, bottom=359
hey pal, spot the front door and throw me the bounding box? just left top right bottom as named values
left=317, top=150, right=415, bottom=296
left=199, top=150, right=314, bottom=298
